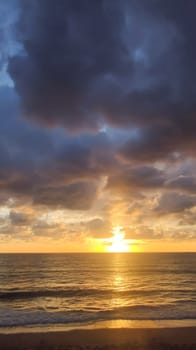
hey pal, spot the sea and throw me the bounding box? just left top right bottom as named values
left=0, top=253, right=196, bottom=331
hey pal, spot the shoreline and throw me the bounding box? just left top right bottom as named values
left=1, top=326, right=196, bottom=349
left=1, top=318, right=196, bottom=334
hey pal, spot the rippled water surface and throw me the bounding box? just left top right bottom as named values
left=0, top=253, right=196, bottom=327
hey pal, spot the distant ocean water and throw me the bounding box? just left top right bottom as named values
left=0, top=253, right=196, bottom=329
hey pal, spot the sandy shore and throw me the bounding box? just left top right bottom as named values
left=1, top=327, right=196, bottom=349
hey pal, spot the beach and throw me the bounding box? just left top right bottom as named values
left=1, top=327, right=196, bottom=350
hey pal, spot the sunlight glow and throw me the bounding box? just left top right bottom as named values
left=107, top=226, right=131, bottom=253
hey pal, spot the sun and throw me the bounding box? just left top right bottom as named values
left=107, top=226, right=131, bottom=253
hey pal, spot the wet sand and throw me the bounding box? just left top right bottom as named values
left=1, top=327, right=196, bottom=349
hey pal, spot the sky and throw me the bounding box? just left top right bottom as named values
left=0, top=0, right=196, bottom=252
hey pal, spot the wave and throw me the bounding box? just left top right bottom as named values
left=0, top=288, right=195, bottom=300
left=1, top=303, right=196, bottom=327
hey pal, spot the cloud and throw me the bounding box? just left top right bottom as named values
left=0, top=87, right=116, bottom=209
left=32, top=220, right=66, bottom=238
left=169, top=229, right=196, bottom=241
left=7, top=0, right=196, bottom=162
left=125, top=225, right=164, bottom=241
left=82, top=218, right=111, bottom=238
left=1, top=1, right=196, bottom=247
left=155, top=192, right=196, bottom=215
left=0, top=0, right=20, bottom=86
left=9, top=0, right=125, bottom=132
left=8, top=0, right=178, bottom=132
left=107, top=165, right=165, bottom=193
left=165, top=176, right=196, bottom=194
left=32, top=182, right=98, bottom=210
left=53, top=132, right=118, bottom=181
left=125, top=223, right=196, bottom=241
left=119, top=126, right=180, bottom=162
left=9, top=210, right=34, bottom=226
left=178, top=208, right=196, bottom=226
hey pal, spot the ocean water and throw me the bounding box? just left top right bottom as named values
left=0, top=253, right=196, bottom=329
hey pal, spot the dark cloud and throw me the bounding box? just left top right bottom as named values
left=119, top=126, right=180, bottom=162
left=165, top=176, right=196, bottom=194
left=107, top=166, right=165, bottom=193
left=9, top=210, right=33, bottom=226
left=120, top=124, right=196, bottom=163
left=155, top=192, right=196, bottom=215
left=53, top=132, right=118, bottom=181
left=32, top=182, right=97, bottom=210
left=7, top=0, right=196, bottom=162
left=0, top=87, right=117, bottom=208
left=0, top=87, right=56, bottom=171
left=9, top=0, right=125, bottom=132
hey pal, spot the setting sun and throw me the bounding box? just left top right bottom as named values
left=107, top=227, right=131, bottom=253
